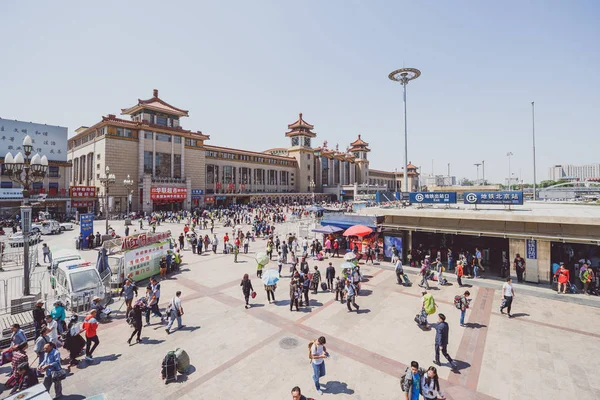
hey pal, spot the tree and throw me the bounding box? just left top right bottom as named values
left=460, top=178, right=474, bottom=186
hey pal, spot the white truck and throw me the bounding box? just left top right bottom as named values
left=31, top=220, right=61, bottom=235
left=103, top=230, right=172, bottom=289
left=52, top=260, right=107, bottom=313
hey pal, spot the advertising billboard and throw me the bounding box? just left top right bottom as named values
left=150, top=187, right=187, bottom=201
left=79, top=213, right=94, bottom=248
left=463, top=191, right=524, bottom=205
left=0, top=118, right=68, bottom=162
left=409, top=192, right=457, bottom=204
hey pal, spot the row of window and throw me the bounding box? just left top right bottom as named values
left=206, top=165, right=293, bottom=186
left=205, top=151, right=294, bottom=166
left=143, top=151, right=182, bottom=178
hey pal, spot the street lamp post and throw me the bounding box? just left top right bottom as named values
left=4, top=135, right=49, bottom=296
left=309, top=179, right=316, bottom=204
left=99, top=166, right=116, bottom=234
left=123, top=174, right=134, bottom=216
left=389, top=68, right=421, bottom=193
left=507, top=152, right=513, bottom=190
left=531, top=101, right=537, bottom=200
left=474, top=163, right=481, bottom=185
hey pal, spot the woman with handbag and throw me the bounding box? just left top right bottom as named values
left=38, top=342, right=64, bottom=398
left=64, top=316, right=86, bottom=366
left=240, top=274, right=254, bottom=309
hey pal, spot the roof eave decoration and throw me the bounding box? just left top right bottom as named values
left=121, top=89, right=190, bottom=117
left=350, top=134, right=369, bottom=147
left=285, top=112, right=317, bottom=137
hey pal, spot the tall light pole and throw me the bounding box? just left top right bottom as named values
left=389, top=67, right=421, bottom=193
left=4, top=135, right=49, bottom=296
left=123, top=174, right=134, bottom=216
left=531, top=101, right=537, bottom=200
left=309, top=179, right=316, bottom=204
left=481, top=160, right=485, bottom=185
left=99, top=166, right=116, bottom=234
left=507, top=152, right=513, bottom=190
left=474, top=163, right=481, bottom=185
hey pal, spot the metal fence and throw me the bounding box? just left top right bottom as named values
left=0, top=236, right=39, bottom=272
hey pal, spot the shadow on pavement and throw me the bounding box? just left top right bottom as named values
left=358, top=289, right=373, bottom=296
left=180, top=326, right=200, bottom=332
left=323, top=381, right=354, bottom=395
left=59, top=395, right=86, bottom=400
left=510, top=313, right=530, bottom=318
left=451, top=359, right=471, bottom=373
left=464, top=322, right=487, bottom=329
left=356, top=308, right=371, bottom=315
left=139, top=338, right=165, bottom=345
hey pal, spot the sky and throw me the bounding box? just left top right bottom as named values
left=1, top=0, right=598, bottom=184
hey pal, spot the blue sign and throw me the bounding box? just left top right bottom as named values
left=340, top=190, right=346, bottom=195
left=191, top=189, right=204, bottom=196
left=79, top=213, right=94, bottom=248
left=215, top=196, right=226, bottom=201
left=526, top=239, right=537, bottom=259
left=463, top=191, right=523, bottom=205
left=409, top=192, right=457, bottom=204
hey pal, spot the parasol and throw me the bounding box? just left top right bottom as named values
left=344, top=252, right=357, bottom=261
left=343, top=225, right=373, bottom=237
left=255, top=252, right=270, bottom=266
left=261, top=269, right=280, bottom=286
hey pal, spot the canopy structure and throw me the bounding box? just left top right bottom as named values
left=343, top=225, right=373, bottom=237
left=306, top=205, right=326, bottom=212
left=312, top=225, right=344, bottom=234
left=320, top=214, right=378, bottom=229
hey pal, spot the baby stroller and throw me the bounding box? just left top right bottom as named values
left=161, top=351, right=177, bottom=384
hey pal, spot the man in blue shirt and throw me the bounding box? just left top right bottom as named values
left=345, top=279, right=360, bottom=312
left=38, top=342, right=63, bottom=398
left=402, top=361, right=425, bottom=400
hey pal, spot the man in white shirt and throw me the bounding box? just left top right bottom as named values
left=310, top=336, right=329, bottom=395
left=166, top=291, right=184, bottom=334
left=500, top=277, right=515, bottom=318
left=44, top=314, right=59, bottom=346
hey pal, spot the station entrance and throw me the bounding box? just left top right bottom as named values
left=411, top=231, right=509, bottom=277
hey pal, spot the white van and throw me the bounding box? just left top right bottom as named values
left=49, top=249, right=84, bottom=273
left=53, top=261, right=106, bottom=313
left=32, top=220, right=61, bottom=235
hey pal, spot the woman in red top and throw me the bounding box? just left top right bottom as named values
left=554, top=264, right=570, bottom=294
left=456, top=261, right=464, bottom=287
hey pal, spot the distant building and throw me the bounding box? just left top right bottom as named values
left=549, top=164, right=600, bottom=181
left=425, top=175, right=456, bottom=187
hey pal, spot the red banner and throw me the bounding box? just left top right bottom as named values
left=150, top=187, right=187, bottom=201
left=70, top=186, right=97, bottom=198
left=204, top=196, right=215, bottom=203
left=72, top=200, right=95, bottom=208
left=122, top=231, right=171, bottom=251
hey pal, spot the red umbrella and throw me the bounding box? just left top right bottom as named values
left=343, top=225, right=373, bottom=237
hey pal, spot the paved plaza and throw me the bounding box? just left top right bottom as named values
left=2, top=218, right=600, bottom=400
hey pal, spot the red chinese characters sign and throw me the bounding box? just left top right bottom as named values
left=71, top=186, right=97, bottom=198
left=122, top=231, right=171, bottom=251
left=150, top=187, right=187, bottom=201
left=72, top=200, right=95, bottom=208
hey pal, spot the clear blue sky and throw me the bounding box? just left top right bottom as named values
left=1, top=0, right=598, bottom=184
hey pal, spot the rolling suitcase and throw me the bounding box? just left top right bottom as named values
left=320, top=282, right=327, bottom=291
left=403, top=274, right=411, bottom=286
left=414, top=309, right=427, bottom=326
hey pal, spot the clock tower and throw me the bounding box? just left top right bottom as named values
left=349, top=134, right=370, bottom=184
left=286, top=113, right=316, bottom=193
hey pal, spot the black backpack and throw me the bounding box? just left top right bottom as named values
left=161, top=351, right=177, bottom=382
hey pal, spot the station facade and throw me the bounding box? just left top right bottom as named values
left=67, top=89, right=418, bottom=214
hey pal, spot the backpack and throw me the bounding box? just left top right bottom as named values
left=454, top=295, right=462, bottom=310
left=308, top=341, right=315, bottom=360
left=161, top=351, right=177, bottom=381
left=126, top=309, right=134, bottom=325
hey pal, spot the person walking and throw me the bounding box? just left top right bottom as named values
left=325, top=262, right=335, bottom=291
left=289, top=275, right=300, bottom=312
left=300, top=275, right=310, bottom=307
left=159, top=256, right=167, bottom=279
left=433, top=313, right=457, bottom=369
left=82, top=309, right=100, bottom=361
left=457, top=290, right=471, bottom=327
left=120, top=279, right=138, bottom=317
left=42, top=244, right=52, bottom=264
left=421, top=366, right=446, bottom=400
left=345, top=278, right=360, bottom=312
left=420, top=291, right=437, bottom=329
left=401, top=361, right=425, bottom=400
left=395, top=259, right=406, bottom=285
left=365, top=245, right=374, bottom=264
left=197, top=236, right=203, bottom=255
left=500, top=277, right=515, bottom=318
left=38, top=342, right=62, bottom=398
left=554, top=263, right=570, bottom=294
left=309, top=336, right=329, bottom=395
left=265, top=281, right=276, bottom=304
left=240, top=274, right=254, bottom=309
left=580, top=263, right=594, bottom=295
left=9, top=362, right=39, bottom=395
left=166, top=291, right=184, bottom=334
left=514, top=253, right=526, bottom=283
left=33, top=300, right=46, bottom=340
left=211, top=234, right=219, bottom=254
left=335, top=277, right=345, bottom=304
left=332, top=239, right=340, bottom=258
left=127, top=301, right=144, bottom=345
left=456, top=261, right=464, bottom=287
left=233, top=243, right=239, bottom=263
left=64, top=315, right=85, bottom=366
left=312, top=266, right=321, bottom=294
left=419, top=256, right=431, bottom=289
left=290, top=386, right=310, bottom=400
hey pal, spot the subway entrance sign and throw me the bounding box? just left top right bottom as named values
left=463, top=191, right=523, bottom=205
left=409, top=192, right=457, bottom=204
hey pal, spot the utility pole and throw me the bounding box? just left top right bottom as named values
left=474, top=163, right=481, bottom=185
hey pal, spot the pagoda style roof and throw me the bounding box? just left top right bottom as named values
left=99, top=114, right=210, bottom=140
left=121, top=89, right=189, bottom=117
left=406, top=162, right=417, bottom=170
left=350, top=134, right=369, bottom=147
left=349, top=134, right=370, bottom=152
left=285, top=113, right=317, bottom=138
